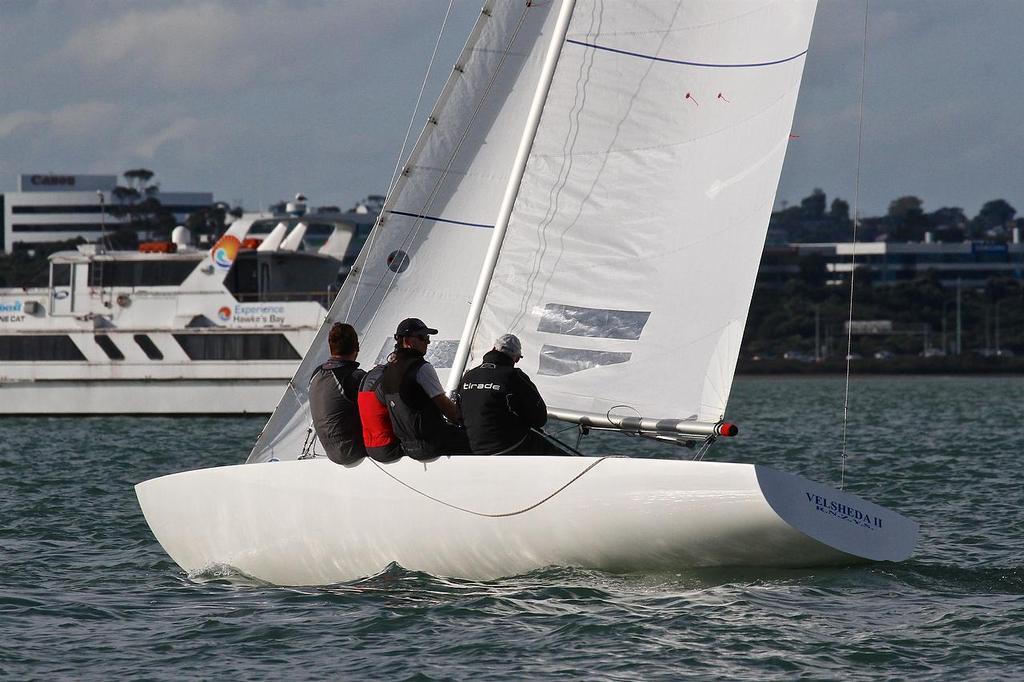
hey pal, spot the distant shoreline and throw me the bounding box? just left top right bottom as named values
left=736, top=357, right=1024, bottom=375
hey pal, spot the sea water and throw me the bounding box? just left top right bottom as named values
left=1, top=376, right=1021, bottom=679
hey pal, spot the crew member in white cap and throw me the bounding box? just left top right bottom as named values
left=456, top=334, right=557, bottom=455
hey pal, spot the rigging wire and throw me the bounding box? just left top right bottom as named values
left=344, top=0, right=456, bottom=323
left=350, top=5, right=535, bottom=336
left=840, top=0, right=870, bottom=491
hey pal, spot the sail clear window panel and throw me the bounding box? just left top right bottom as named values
left=424, top=340, right=459, bottom=369
left=172, top=333, right=300, bottom=361
left=133, top=334, right=164, bottom=360
left=537, top=345, right=632, bottom=377
left=93, top=334, right=125, bottom=361
left=372, top=338, right=458, bottom=369
left=0, top=335, right=86, bottom=361
left=537, top=304, right=650, bottom=340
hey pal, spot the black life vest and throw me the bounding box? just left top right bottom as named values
left=309, top=359, right=366, bottom=465
left=382, top=347, right=443, bottom=460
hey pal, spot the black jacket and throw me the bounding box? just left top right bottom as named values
left=309, top=358, right=367, bottom=464
left=457, top=350, right=547, bottom=454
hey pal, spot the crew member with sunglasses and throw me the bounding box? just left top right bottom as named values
left=381, top=317, right=467, bottom=459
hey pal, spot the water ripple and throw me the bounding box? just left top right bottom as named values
left=1, top=378, right=1022, bottom=679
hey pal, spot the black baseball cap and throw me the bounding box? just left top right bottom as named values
left=395, top=317, right=438, bottom=337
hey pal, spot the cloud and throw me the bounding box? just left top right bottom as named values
left=51, top=101, right=121, bottom=137
left=0, top=110, right=47, bottom=138
left=0, top=101, right=119, bottom=140
left=56, top=2, right=384, bottom=91
left=130, top=117, right=202, bottom=159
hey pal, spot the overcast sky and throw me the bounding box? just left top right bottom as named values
left=1, top=1, right=1022, bottom=218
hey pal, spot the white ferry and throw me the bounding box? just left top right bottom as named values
left=0, top=212, right=366, bottom=414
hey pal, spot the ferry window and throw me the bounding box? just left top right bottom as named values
left=172, top=333, right=300, bottom=361
left=89, top=260, right=198, bottom=287
left=0, top=335, right=86, bottom=361
left=133, top=334, right=164, bottom=360
left=94, top=334, right=125, bottom=360
left=538, top=304, right=650, bottom=340
left=537, top=345, right=631, bottom=377
left=51, top=264, right=71, bottom=287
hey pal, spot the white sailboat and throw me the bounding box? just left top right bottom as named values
left=136, top=0, right=918, bottom=585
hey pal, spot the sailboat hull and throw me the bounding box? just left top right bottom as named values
left=135, top=456, right=917, bottom=585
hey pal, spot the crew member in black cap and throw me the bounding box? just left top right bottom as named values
left=456, top=334, right=557, bottom=455
left=381, top=317, right=467, bottom=459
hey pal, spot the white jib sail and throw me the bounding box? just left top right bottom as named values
left=470, top=0, right=818, bottom=425
left=249, top=1, right=563, bottom=462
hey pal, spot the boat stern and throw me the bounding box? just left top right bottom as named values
left=755, top=466, right=919, bottom=562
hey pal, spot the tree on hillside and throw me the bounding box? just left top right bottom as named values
left=829, top=197, right=850, bottom=224
left=123, top=168, right=155, bottom=191
left=886, top=195, right=927, bottom=242
left=106, top=168, right=176, bottom=242
left=928, top=206, right=967, bottom=242
left=971, top=199, right=1016, bottom=239
left=800, top=188, right=827, bottom=220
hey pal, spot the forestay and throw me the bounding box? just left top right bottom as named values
left=249, top=1, right=562, bottom=462
left=470, top=0, right=817, bottom=424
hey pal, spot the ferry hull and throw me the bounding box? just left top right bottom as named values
left=135, top=457, right=918, bottom=585
left=0, top=379, right=285, bottom=415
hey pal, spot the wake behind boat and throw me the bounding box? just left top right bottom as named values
left=136, top=0, right=918, bottom=584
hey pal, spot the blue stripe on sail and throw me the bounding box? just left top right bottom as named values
left=389, top=210, right=494, bottom=229
left=565, top=39, right=808, bottom=69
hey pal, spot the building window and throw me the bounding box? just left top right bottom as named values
left=94, top=335, right=125, bottom=360
left=133, top=334, right=164, bottom=360
left=0, top=335, right=86, bottom=361
left=172, top=333, right=299, bottom=361
left=12, top=223, right=111, bottom=233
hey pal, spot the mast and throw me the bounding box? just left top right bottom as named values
left=445, top=0, right=577, bottom=393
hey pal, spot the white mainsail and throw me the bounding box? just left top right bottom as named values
left=249, top=1, right=563, bottom=462
left=469, top=0, right=817, bottom=425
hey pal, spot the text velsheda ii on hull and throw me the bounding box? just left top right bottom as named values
left=0, top=213, right=366, bottom=415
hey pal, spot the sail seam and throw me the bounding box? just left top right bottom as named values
left=368, top=456, right=607, bottom=517
left=565, top=40, right=808, bottom=68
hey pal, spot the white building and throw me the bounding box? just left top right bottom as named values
left=1, top=174, right=213, bottom=253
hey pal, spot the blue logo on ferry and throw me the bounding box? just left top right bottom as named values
left=0, top=300, right=23, bottom=313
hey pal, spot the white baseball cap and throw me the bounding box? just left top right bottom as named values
left=493, top=333, right=523, bottom=358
